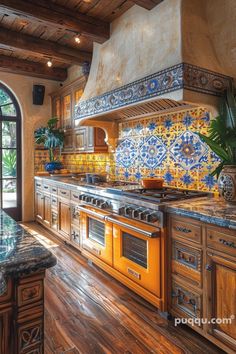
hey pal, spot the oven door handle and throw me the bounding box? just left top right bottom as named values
left=77, top=205, right=108, bottom=221
left=106, top=216, right=160, bottom=238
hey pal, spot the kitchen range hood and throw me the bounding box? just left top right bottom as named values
left=75, top=0, right=233, bottom=149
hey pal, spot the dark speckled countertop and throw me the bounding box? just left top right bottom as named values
left=0, top=210, right=56, bottom=294
left=167, top=197, right=236, bottom=230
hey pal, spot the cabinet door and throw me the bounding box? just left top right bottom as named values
left=62, top=93, right=72, bottom=129
left=52, top=96, right=61, bottom=121
left=63, top=129, right=74, bottom=152
left=74, top=127, right=87, bottom=152
left=206, top=253, right=236, bottom=351
left=58, top=199, right=71, bottom=239
left=35, top=191, right=44, bottom=221
left=43, top=194, right=51, bottom=227
left=94, top=128, right=108, bottom=152
left=0, top=308, right=12, bottom=354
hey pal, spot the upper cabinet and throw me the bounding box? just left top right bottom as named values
left=51, top=76, right=108, bottom=153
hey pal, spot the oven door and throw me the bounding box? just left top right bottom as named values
left=78, top=205, right=113, bottom=266
left=108, top=215, right=161, bottom=296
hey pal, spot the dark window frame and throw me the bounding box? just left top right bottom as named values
left=0, top=83, right=22, bottom=221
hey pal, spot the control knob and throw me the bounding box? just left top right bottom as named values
left=124, top=206, right=134, bottom=217
left=145, top=212, right=159, bottom=223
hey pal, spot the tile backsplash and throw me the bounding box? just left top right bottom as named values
left=115, top=107, right=220, bottom=192
left=34, top=107, right=220, bottom=192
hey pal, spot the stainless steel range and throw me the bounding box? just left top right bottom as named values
left=76, top=183, right=208, bottom=229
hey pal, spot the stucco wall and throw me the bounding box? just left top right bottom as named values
left=205, top=0, right=236, bottom=79
left=0, top=72, right=60, bottom=221
left=82, top=0, right=182, bottom=99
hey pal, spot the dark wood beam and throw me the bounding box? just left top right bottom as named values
left=0, top=0, right=110, bottom=43
left=0, top=55, right=67, bottom=81
left=0, top=27, right=92, bottom=65
left=132, top=0, right=163, bottom=10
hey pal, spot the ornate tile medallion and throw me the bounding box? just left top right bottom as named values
left=140, top=135, right=167, bottom=169
left=170, top=131, right=208, bottom=170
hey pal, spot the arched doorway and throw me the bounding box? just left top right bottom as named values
left=0, top=83, right=21, bottom=221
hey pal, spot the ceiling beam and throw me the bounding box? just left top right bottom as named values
left=131, top=0, right=163, bottom=10
left=0, top=54, right=67, bottom=81
left=0, top=27, right=92, bottom=65
left=0, top=0, right=109, bottom=43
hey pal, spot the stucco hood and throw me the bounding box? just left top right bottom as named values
left=75, top=0, right=234, bottom=148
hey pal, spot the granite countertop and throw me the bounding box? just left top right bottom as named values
left=167, top=197, right=236, bottom=230
left=0, top=210, right=56, bottom=294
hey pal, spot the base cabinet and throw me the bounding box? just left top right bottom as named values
left=58, top=199, right=71, bottom=240
left=0, top=273, right=45, bottom=354
left=0, top=308, right=12, bottom=354
left=169, top=215, right=236, bottom=354
left=206, top=253, right=236, bottom=351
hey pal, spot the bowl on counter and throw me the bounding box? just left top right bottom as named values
left=141, top=178, right=164, bottom=189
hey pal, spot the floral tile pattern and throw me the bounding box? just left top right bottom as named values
left=116, top=107, right=219, bottom=192
left=170, top=131, right=207, bottom=170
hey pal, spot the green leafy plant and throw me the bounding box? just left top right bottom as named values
left=198, top=86, right=236, bottom=177
left=34, top=117, right=64, bottom=162
left=2, top=150, right=17, bottom=177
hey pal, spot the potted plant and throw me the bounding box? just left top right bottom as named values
left=198, top=85, right=236, bottom=203
left=34, top=117, right=65, bottom=173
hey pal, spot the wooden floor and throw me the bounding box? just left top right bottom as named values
left=23, top=223, right=225, bottom=354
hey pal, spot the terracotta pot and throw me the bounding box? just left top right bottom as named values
left=218, top=165, right=236, bottom=203
left=141, top=178, right=164, bottom=189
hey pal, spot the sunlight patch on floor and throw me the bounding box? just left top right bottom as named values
left=20, top=223, right=59, bottom=249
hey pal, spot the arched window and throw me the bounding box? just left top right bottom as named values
left=0, top=83, right=21, bottom=221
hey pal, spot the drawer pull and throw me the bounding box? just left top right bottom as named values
left=44, top=186, right=49, bottom=189
left=175, top=226, right=191, bottom=233
left=172, top=291, right=197, bottom=313
left=206, top=264, right=213, bottom=271
left=219, top=238, right=236, bottom=249
left=36, top=183, right=41, bottom=187
left=61, top=191, right=67, bottom=195
left=72, top=194, right=79, bottom=199
left=52, top=188, right=57, bottom=192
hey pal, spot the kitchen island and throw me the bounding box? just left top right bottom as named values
left=0, top=210, right=56, bottom=354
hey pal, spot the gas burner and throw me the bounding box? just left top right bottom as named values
left=123, top=187, right=209, bottom=203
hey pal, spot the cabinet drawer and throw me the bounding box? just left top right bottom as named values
left=51, top=196, right=58, bottom=208
left=58, top=188, right=70, bottom=199
left=207, top=227, right=236, bottom=257
left=51, top=186, right=58, bottom=195
left=171, top=218, right=202, bottom=244
left=171, top=280, right=202, bottom=321
left=17, top=280, right=43, bottom=307
left=71, top=191, right=80, bottom=203
left=172, top=241, right=202, bottom=287
left=35, top=181, right=42, bottom=190
left=43, top=183, right=51, bottom=193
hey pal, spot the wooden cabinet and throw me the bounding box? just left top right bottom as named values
left=0, top=272, right=46, bottom=354
left=35, top=190, right=44, bottom=221
left=206, top=253, right=236, bottom=350
left=169, top=215, right=236, bottom=353
left=35, top=187, right=51, bottom=227
left=74, top=127, right=107, bottom=153
left=58, top=198, right=71, bottom=240
left=0, top=308, right=12, bottom=354
left=50, top=76, right=108, bottom=154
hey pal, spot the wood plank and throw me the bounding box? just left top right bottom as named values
left=0, top=0, right=110, bottom=43
left=132, top=0, right=163, bottom=10
left=0, top=26, right=92, bottom=65
left=0, top=54, right=67, bottom=81
left=22, top=222, right=224, bottom=354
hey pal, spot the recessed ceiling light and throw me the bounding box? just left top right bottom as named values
left=74, top=34, right=81, bottom=44
left=47, top=59, right=53, bottom=67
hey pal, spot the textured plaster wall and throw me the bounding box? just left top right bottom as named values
left=82, top=0, right=236, bottom=102
left=82, top=0, right=182, bottom=99
left=205, top=0, right=236, bottom=79
left=0, top=72, right=60, bottom=221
